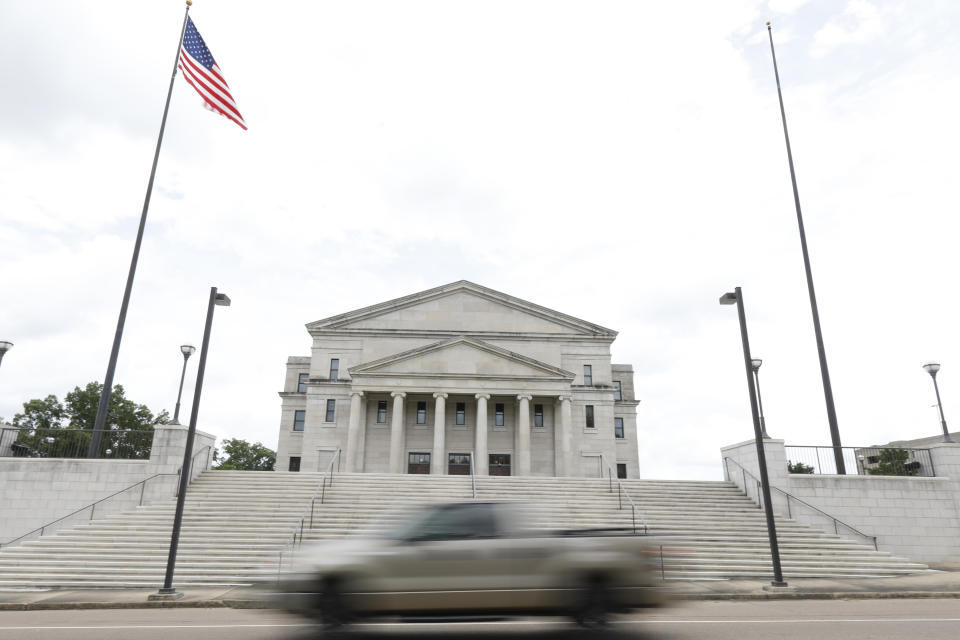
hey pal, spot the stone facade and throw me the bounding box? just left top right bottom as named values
left=276, top=281, right=640, bottom=478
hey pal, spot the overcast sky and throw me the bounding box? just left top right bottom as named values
left=1, top=0, right=958, bottom=480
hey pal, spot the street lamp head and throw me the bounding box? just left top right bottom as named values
left=214, top=293, right=231, bottom=307
left=0, top=341, right=12, bottom=355
left=751, top=358, right=763, bottom=372
left=923, top=362, right=941, bottom=377
left=180, top=344, right=196, bottom=359
left=719, top=292, right=738, bottom=306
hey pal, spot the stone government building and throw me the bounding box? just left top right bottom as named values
left=275, top=281, right=639, bottom=478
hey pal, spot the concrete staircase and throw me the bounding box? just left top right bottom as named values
left=0, top=472, right=930, bottom=588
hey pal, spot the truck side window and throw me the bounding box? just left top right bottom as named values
left=413, top=503, right=498, bottom=541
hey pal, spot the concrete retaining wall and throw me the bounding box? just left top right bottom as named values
left=721, top=438, right=960, bottom=563
left=0, top=425, right=215, bottom=542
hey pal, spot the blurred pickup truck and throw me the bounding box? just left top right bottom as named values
left=276, top=500, right=665, bottom=628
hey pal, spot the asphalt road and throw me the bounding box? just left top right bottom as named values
left=1, top=599, right=959, bottom=640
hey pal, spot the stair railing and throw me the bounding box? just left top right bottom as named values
left=277, top=448, right=341, bottom=580
left=598, top=454, right=649, bottom=535
left=470, top=451, right=477, bottom=500
left=1, top=442, right=216, bottom=549
left=723, top=456, right=878, bottom=551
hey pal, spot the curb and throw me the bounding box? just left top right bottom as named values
left=2, top=592, right=960, bottom=610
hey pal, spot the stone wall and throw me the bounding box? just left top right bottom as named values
left=721, top=438, right=960, bottom=563
left=0, top=425, right=215, bottom=543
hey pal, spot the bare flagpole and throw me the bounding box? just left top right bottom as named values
left=88, top=0, right=193, bottom=457
left=766, top=21, right=845, bottom=473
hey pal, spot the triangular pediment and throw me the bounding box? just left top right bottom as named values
left=307, top=281, right=616, bottom=337
left=350, top=337, right=575, bottom=380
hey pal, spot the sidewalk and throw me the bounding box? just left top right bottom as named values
left=1, top=571, right=959, bottom=610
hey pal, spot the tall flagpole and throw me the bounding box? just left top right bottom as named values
left=88, top=1, right=193, bottom=457
left=766, top=22, right=846, bottom=474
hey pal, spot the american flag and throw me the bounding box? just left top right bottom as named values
left=178, top=17, right=247, bottom=130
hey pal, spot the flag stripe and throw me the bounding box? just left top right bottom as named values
left=178, top=51, right=243, bottom=121
left=179, top=72, right=248, bottom=130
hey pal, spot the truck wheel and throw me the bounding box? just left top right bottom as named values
left=316, top=577, right=351, bottom=631
left=574, top=577, right=610, bottom=629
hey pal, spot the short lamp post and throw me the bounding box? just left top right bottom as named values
left=0, top=341, right=12, bottom=369
left=923, top=362, right=952, bottom=443
left=751, top=358, right=770, bottom=438
left=720, top=288, right=787, bottom=587
left=172, top=345, right=197, bottom=425
left=153, top=287, right=230, bottom=600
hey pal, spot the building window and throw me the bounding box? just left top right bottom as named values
left=585, top=405, right=595, bottom=429
left=615, top=417, right=624, bottom=439
left=329, top=359, right=340, bottom=380
left=297, top=373, right=308, bottom=393
left=288, top=456, right=301, bottom=472
left=613, top=380, right=622, bottom=401
left=456, top=402, right=466, bottom=425
left=495, top=403, right=505, bottom=427
left=534, top=404, right=544, bottom=427
left=617, top=463, right=627, bottom=479
left=325, top=399, right=336, bottom=422
left=583, top=365, right=592, bottom=386
left=293, top=410, right=305, bottom=431
left=377, top=400, right=387, bottom=424
left=417, top=401, right=427, bottom=424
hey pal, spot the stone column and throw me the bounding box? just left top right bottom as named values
left=389, top=392, right=406, bottom=473
left=345, top=391, right=364, bottom=472
left=431, top=393, right=448, bottom=475
left=475, top=394, right=490, bottom=476
left=516, top=394, right=532, bottom=476
left=556, top=395, right=572, bottom=477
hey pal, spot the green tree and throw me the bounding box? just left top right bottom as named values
left=10, top=382, right=168, bottom=458
left=787, top=460, right=815, bottom=474
left=214, top=438, right=276, bottom=471
left=866, top=448, right=918, bottom=476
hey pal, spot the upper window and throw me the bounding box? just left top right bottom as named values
left=288, top=456, right=301, bottom=472
left=585, top=405, right=595, bottom=429
left=583, top=365, right=593, bottom=386
left=325, top=399, right=336, bottom=422
left=329, top=359, right=340, bottom=380
left=456, top=402, right=466, bottom=425
left=615, top=417, right=624, bottom=439
left=293, top=410, right=305, bottom=431
left=417, top=401, right=427, bottom=424
left=613, top=380, right=622, bottom=401
left=534, top=404, right=544, bottom=427
left=495, top=403, right=505, bottom=427
left=377, top=400, right=387, bottom=424
left=297, top=373, right=309, bottom=393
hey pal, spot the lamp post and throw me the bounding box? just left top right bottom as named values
left=720, top=288, right=787, bottom=587
left=172, top=345, right=196, bottom=425
left=923, top=362, right=952, bottom=443
left=153, top=287, right=230, bottom=600
left=751, top=358, right=770, bottom=438
left=0, top=341, right=12, bottom=369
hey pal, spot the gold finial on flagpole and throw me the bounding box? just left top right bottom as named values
left=186, top=0, right=193, bottom=6
left=766, top=21, right=771, bottom=26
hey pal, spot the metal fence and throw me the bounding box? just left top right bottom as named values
left=0, top=427, right=154, bottom=460
left=784, top=445, right=935, bottom=477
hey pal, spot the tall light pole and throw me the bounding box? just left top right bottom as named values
left=751, top=358, right=770, bottom=438
left=923, top=362, right=952, bottom=443
left=0, top=341, right=12, bottom=369
left=172, top=345, right=196, bottom=425
left=153, top=287, right=230, bottom=600
left=720, top=288, right=787, bottom=587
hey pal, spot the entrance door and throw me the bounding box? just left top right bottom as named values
left=489, top=454, right=511, bottom=476
left=448, top=453, right=471, bottom=475
left=408, top=452, right=430, bottom=474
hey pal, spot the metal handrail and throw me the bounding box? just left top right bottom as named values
left=470, top=451, right=477, bottom=500
left=723, top=456, right=878, bottom=551
left=178, top=444, right=213, bottom=493
left=277, top=448, right=341, bottom=579
left=0, top=472, right=179, bottom=548
left=598, top=453, right=649, bottom=535
left=2, top=441, right=215, bottom=549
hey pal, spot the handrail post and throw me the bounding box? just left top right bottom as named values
left=310, top=498, right=315, bottom=529
left=140, top=480, right=147, bottom=506
left=89, top=504, right=95, bottom=521
left=618, top=483, right=622, bottom=510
